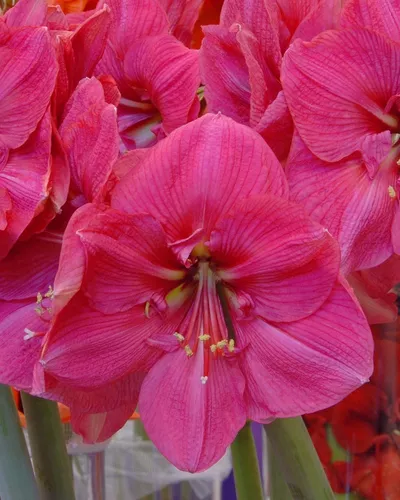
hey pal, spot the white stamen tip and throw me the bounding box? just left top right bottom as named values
left=23, top=328, right=36, bottom=341
left=200, top=376, right=208, bottom=384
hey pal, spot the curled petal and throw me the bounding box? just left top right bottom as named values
left=124, top=35, right=200, bottom=134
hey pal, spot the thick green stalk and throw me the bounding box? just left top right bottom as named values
left=264, top=417, right=334, bottom=500
left=21, top=393, right=76, bottom=500
left=0, top=384, right=39, bottom=500
left=267, top=438, right=293, bottom=500
left=231, top=422, right=264, bottom=500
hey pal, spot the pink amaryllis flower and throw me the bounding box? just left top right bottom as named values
left=0, top=76, right=121, bottom=440
left=0, top=25, right=57, bottom=259
left=283, top=29, right=400, bottom=271
left=95, top=0, right=200, bottom=150
left=199, top=0, right=342, bottom=161
left=35, top=114, right=373, bottom=471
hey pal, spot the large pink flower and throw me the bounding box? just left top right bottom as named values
left=36, top=114, right=373, bottom=472
left=95, top=0, right=200, bottom=150
left=0, top=76, right=120, bottom=438
left=283, top=29, right=400, bottom=271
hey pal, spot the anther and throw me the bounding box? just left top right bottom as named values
left=388, top=185, right=396, bottom=199
left=200, top=376, right=208, bottom=384
left=23, top=328, right=38, bottom=341
left=199, top=334, right=211, bottom=341
left=44, top=286, right=53, bottom=299
left=216, top=340, right=228, bottom=349
left=36, top=292, right=43, bottom=304
left=144, top=301, right=151, bottom=318
left=184, top=345, right=194, bottom=357
left=35, top=306, right=44, bottom=316
left=210, top=344, right=217, bottom=353
left=174, top=332, right=185, bottom=342
left=228, top=339, right=235, bottom=352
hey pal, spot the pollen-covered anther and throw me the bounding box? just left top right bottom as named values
left=388, top=185, right=396, bottom=199
left=210, top=344, right=217, bottom=353
left=36, top=292, right=43, bottom=304
left=35, top=306, right=44, bottom=316
left=198, top=334, right=211, bottom=342
left=200, top=376, right=208, bottom=384
left=228, top=339, right=235, bottom=353
left=44, top=285, right=54, bottom=299
left=216, top=340, right=228, bottom=349
left=184, top=345, right=194, bottom=357
left=144, top=301, right=151, bottom=318
left=174, top=332, right=185, bottom=342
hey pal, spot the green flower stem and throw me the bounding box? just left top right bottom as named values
left=264, top=417, right=335, bottom=500
left=0, top=384, right=39, bottom=500
left=267, top=438, right=293, bottom=500
left=231, top=422, right=264, bottom=500
left=21, top=393, right=76, bottom=500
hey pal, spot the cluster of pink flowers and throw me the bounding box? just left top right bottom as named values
left=0, top=0, right=398, bottom=473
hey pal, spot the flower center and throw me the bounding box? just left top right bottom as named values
left=172, top=259, right=236, bottom=385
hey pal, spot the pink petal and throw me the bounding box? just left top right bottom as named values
left=139, top=349, right=246, bottom=472
left=4, top=0, right=47, bottom=27
left=255, top=90, right=293, bottom=162
left=0, top=110, right=52, bottom=259
left=221, top=0, right=281, bottom=75
left=287, top=133, right=397, bottom=273
left=240, top=280, right=373, bottom=421
left=278, top=0, right=342, bottom=45
left=77, top=210, right=185, bottom=313
left=71, top=404, right=135, bottom=443
left=95, top=0, right=169, bottom=84
left=53, top=204, right=103, bottom=313
left=123, top=34, right=200, bottom=134
left=60, top=77, right=119, bottom=204
left=69, top=6, right=111, bottom=85
left=209, top=195, right=339, bottom=322
left=0, top=233, right=61, bottom=301
left=200, top=25, right=252, bottom=125
left=341, top=0, right=400, bottom=43
left=0, top=299, right=44, bottom=390
left=158, top=0, right=203, bottom=45
left=112, top=113, right=288, bottom=252
left=40, top=295, right=161, bottom=388
left=0, top=27, right=57, bottom=149
left=281, top=29, right=400, bottom=170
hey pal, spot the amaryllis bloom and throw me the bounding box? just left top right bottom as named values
left=283, top=29, right=400, bottom=272
left=35, top=114, right=373, bottom=472
left=199, top=0, right=342, bottom=161
left=95, top=0, right=200, bottom=150
left=0, top=26, right=57, bottom=259
left=0, top=76, right=120, bottom=440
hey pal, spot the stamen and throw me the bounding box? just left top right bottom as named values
left=184, top=345, right=194, bottom=357
left=198, top=334, right=211, bottom=341
left=228, top=339, right=235, bottom=353
left=35, top=306, right=44, bottom=316
left=200, top=376, right=208, bottom=384
left=44, top=286, right=54, bottom=299
left=217, top=340, right=228, bottom=349
left=36, top=292, right=43, bottom=304
left=388, top=185, right=396, bottom=199
left=144, top=301, right=151, bottom=318
left=174, top=332, right=185, bottom=342
left=210, top=344, right=217, bottom=353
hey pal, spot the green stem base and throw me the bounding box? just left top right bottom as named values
left=264, top=417, right=334, bottom=500
left=21, top=393, right=76, bottom=500
left=231, top=422, right=264, bottom=500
